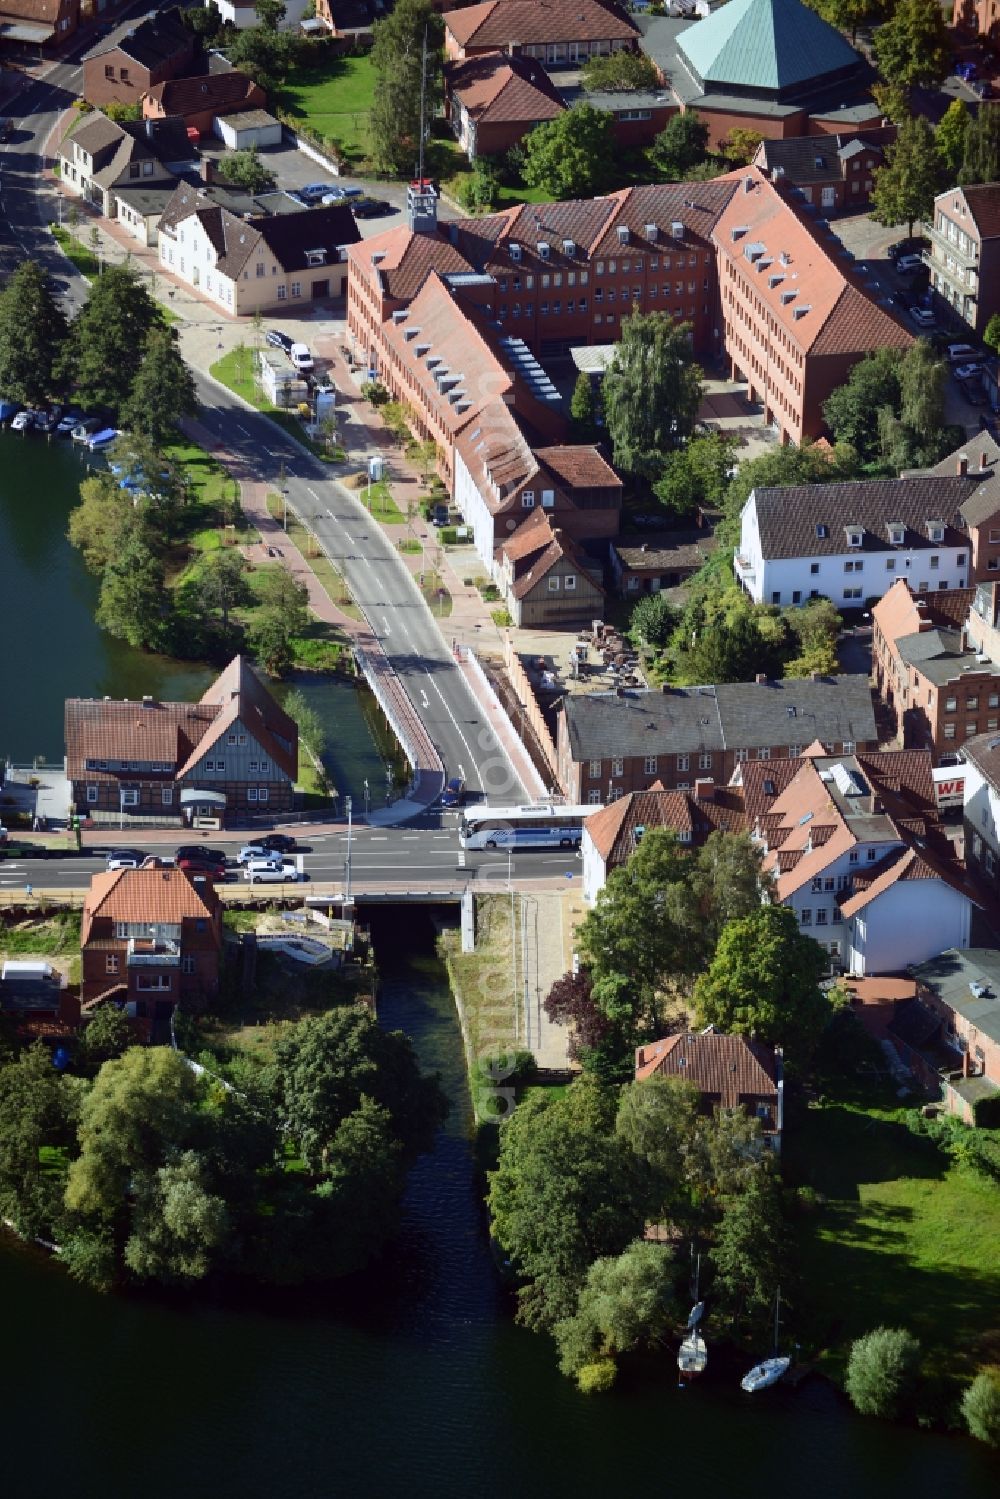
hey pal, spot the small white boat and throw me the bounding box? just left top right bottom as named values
left=687, top=1299, right=705, bottom=1329
left=740, top=1355, right=790, bottom=1393
left=678, top=1330, right=708, bottom=1378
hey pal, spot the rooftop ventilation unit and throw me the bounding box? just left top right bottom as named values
left=414, top=341, right=430, bottom=356
left=744, top=241, right=766, bottom=262
left=743, top=174, right=755, bottom=193
left=779, top=251, right=791, bottom=266
left=403, top=325, right=420, bottom=340
left=391, top=309, right=407, bottom=323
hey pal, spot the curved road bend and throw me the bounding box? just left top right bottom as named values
left=1, top=56, right=527, bottom=806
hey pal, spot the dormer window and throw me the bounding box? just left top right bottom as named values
left=888, top=522, right=905, bottom=546
left=617, top=225, right=629, bottom=244
left=510, top=242, right=522, bottom=262
left=846, top=527, right=863, bottom=548
left=537, top=241, right=550, bottom=260
left=927, top=520, right=945, bottom=542
left=816, top=523, right=828, bottom=539
left=305, top=249, right=326, bottom=267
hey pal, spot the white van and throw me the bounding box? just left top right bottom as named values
left=290, top=342, right=314, bottom=372
left=243, top=859, right=302, bottom=884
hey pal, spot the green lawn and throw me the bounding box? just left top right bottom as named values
left=50, top=223, right=100, bottom=279
left=275, top=55, right=376, bottom=167
left=785, top=1091, right=1000, bottom=1383
left=209, top=349, right=342, bottom=464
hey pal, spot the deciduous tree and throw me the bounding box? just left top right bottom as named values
left=986, top=313, right=1000, bottom=354
left=61, top=262, right=162, bottom=417
left=693, top=904, right=830, bottom=1066
left=628, top=591, right=680, bottom=650
left=718, top=127, right=763, bottom=166
left=222, top=146, right=276, bottom=194
left=845, top=1326, right=922, bottom=1418
left=68, top=474, right=149, bottom=574
left=521, top=105, right=615, bottom=199
left=95, top=535, right=168, bottom=650
left=960, top=103, right=1000, bottom=187
left=0, top=260, right=68, bottom=405
left=654, top=430, right=736, bottom=517
left=872, top=0, right=948, bottom=92
left=369, top=0, right=443, bottom=176
left=553, top=1240, right=675, bottom=1387
left=871, top=115, right=940, bottom=236
left=570, top=369, right=600, bottom=443
left=80, top=1005, right=134, bottom=1067
left=822, top=346, right=905, bottom=462
left=602, top=313, right=703, bottom=479
left=709, top=1164, right=785, bottom=1331
left=615, top=1074, right=700, bottom=1221
left=123, top=1150, right=230, bottom=1284
left=197, top=548, right=251, bottom=632
left=936, top=99, right=970, bottom=181
left=962, top=1368, right=1000, bottom=1447
left=581, top=52, right=659, bottom=93
left=649, top=110, right=709, bottom=179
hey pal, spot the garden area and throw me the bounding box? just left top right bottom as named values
left=785, top=1082, right=1000, bottom=1389
left=274, top=54, right=377, bottom=169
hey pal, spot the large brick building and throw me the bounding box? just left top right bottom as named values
left=443, top=0, right=639, bottom=63
left=65, top=655, right=299, bottom=823
left=82, top=8, right=195, bottom=108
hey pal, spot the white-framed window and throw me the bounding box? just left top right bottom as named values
left=247, top=788, right=258, bottom=802
left=589, top=759, right=601, bottom=778
left=548, top=576, right=560, bottom=591
left=867, top=848, right=878, bottom=861
left=161, top=788, right=173, bottom=805
left=277, top=285, right=287, bottom=300
left=698, top=753, right=712, bottom=769
left=259, top=760, right=269, bottom=773
left=291, top=281, right=302, bottom=298
left=249, top=761, right=258, bottom=773
left=735, top=748, right=748, bottom=764
left=588, top=789, right=601, bottom=804
left=816, top=909, right=828, bottom=925
left=611, top=758, right=624, bottom=776
left=86, top=785, right=98, bottom=803
left=800, top=908, right=812, bottom=926
left=122, top=790, right=138, bottom=806
left=564, top=575, right=577, bottom=591
left=644, top=756, right=657, bottom=774
left=842, top=741, right=855, bottom=754
left=106, top=955, right=119, bottom=974
left=136, top=974, right=172, bottom=992
left=677, top=754, right=689, bottom=771
left=522, top=490, right=535, bottom=508
left=757, top=748, right=770, bottom=760
left=181, top=955, right=196, bottom=976
left=115, top=922, right=128, bottom=939
left=227, top=733, right=237, bottom=745
left=258, top=787, right=268, bottom=802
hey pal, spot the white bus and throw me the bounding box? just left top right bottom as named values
left=458, top=804, right=595, bottom=850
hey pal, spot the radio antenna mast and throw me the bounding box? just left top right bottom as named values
left=416, top=27, right=428, bottom=182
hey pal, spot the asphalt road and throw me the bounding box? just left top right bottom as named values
left=0, top=821, right=582, bottom=892
left=1, top=43, right=529, bottom=813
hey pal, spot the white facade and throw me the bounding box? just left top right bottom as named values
left=208, top=0, right=259, bottom=29
left=846, top=878, right=972, bottom=975
left=213, top=113, right=283, bottom=151
left=780, top=838, right=903, bottom=971
left=963, top=757, right=1000, bottom=876
left=735, top=493, right=970, bottom=609
left=582, top=827, right=607, bottom=904
left=159, top=211, right=238, bottom=312
left=454, top=448, right=499, bottom=572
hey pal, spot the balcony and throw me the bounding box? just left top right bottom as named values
left=127, top=938, right=181, bottom=969
left=927, top=220, right=979, bottom=267
left=734, top=553, right=756, bottom=587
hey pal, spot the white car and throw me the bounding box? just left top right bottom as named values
left=954, top=362, right=984, bottom=381
left=909, top=307, right=935, bottom=328
left=243, top=860, right=302, bottom=884
left=290, top=342, right=314, bottom=372
left=236, top=844, right=283, bottom=866
left=895, top=253, right=924, bottom=274
left=947, top=343, right=979, bottom=365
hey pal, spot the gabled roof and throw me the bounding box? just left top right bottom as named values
left=953, top=183, right=1000, bottom=242
left=91, top=7, right=192, bottom=69
left=497, top=510, right=602, bottom=600
left=840, top=845, right=971, bottom=919
left=446, top=50, right=565, bottom=125
left=754, top=130, right=891, bottom=185
left=81, top=868, right=221, bottom=946
left=255, top=201, right=360, bottom=270
left=67, top=113, right=126, bottom=158
left=677, top=0, right=859, bottom=96
left=533, top=445, right=621, bottom=492
left=180, top=655, right=297, bottom=780
left=961, top=731, right=1000, bottom=795
left=634, top=1031, right=779, bottom=1104
left=921, top=431, right=1000, bottom=530
left=145, top=68, right=262, bottom=119
left=612, top=529, right=716, bottom=573
left=445, top=0, right=639, bottom=50
left=585, top=783, right=746, bottom=862
left=346, top=226, right=475, bottom=302
left=747, top=474, right=974, bottom=561
left=64, top=697, right=217, bottom=783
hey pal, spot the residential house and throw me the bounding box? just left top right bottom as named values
left=872, top=579, right=1000, bottom=760
left=82, top=8, right=196, bottom=108
left=57, top=113, right=195, bottom=246
left=919, top=434, right=1000, bottom=579
left=713, top=167, right=912, bottom=446
left=925, top=183, right=1000, bottom=341
left=0, top=0, right=79, bottom=52
left=609, top=528, right=716, bottom=597
left=910, top=948, right=1000, bottom=1122
left=634, top=1031, right=783, bottom=1149
left=445, top=51, right=566, bottom=160
left=79, top=867, right=223, bottom=1016
left=314, top=0, right=379, bottom=43
left=555, top=673, right=877, bottom=804
left=0, top=961, right=80, bottom=1040
left=142, top=67, right=266, bottom=137
left=635, top=0, right=876, bottom=151
left=494, top=508, right=605, bottom=627
left=64, top=654, right=299, bottom=823
left=752, top=130, right=894, bottom=213
left=157, top=182, right=360, bottom=313
left=735, top=473, right=980, bottom=609
left=960, top=730, right=1000, bottom=888
left=582, top=778, right=746, bottom=901
left=751, top=745, right=973, bottom=973
left=443, top=0, right=640, bottom=65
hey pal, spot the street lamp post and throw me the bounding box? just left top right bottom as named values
left=344, top=795, right=353, bottom=904
left=363, top=778, right=370, bottom=817
left=385, top=767, right=393, bottom=806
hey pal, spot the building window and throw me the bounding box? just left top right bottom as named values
left=644, top=756, right=657, bottom=774
left=588, top=789, right=601, bottom=804
left=277, top=285, right=287, bottom=300
left=677, top=754, right=690, bottom=771
left=258, top=787, right=268, bottom=802
left=181, top=955, right=195, bottom=976
left=291, top=281, right=302, bottom=298
left=522, top=490, right=535, bottom=508
left=104, top=64, right=114, bottom=78
left=105, top=955, right=119, bottom=974
left=564, top=575, right=577, bottom=591
left=548, top=576, right=560, bottom=592
left=757, top=747, right=770, bottom=760
left=945, top=696, right=957, bottom=711
left=86, top=784, right=98, bottom=803
left=121, top=790, right=138, bottom=806
left=842, top=741, right=855, bottom=755
left=867, top=848, right=878, bottom=862
left=944, top=722, right=956, bottom=739
left=698, top=753, right=712, bottom=769
left=811, top=877, right=823, bottom=893
left=161, top=788, right=173, bottom=805
left=967, top=721, right=978, bottom=736
left=589, top=760, right=601, bottom=778
left=247, top=787, right=258, bottom=801
left=800, top=908, right=812, bottom=926
left=735, top=748, right=748, bottom=764
left=810, top=563, right=820, bottom=574
left=967, top=696, right=979, bottom=710
left=849, top=849, right=859, bottom=864
left=611, top=758, right=624, bottom=776
left=816, top=909, right=828, bottom=925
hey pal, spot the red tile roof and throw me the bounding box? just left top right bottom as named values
left=956, top=183, right=1000, bottom=242
left=346, top=226, right=475, bottom=303
left=585, top=784, right=746, bottom=862
left=445, top=0, right=639, bottom=49
left=839, top=845, right=970, bottom=918
left=634, top=1031, right=779, bottom=1108
left=81, top=868, right=221, bottom=945
left=446, top=50, right=565, bottom=125
left=534, top=444, right=622, bottom=491
left=146, top=69, right=263, bottom=118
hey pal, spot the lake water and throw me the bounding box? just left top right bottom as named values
left=2, top=908, right=996, bottom=1499
left=0, top=430, right=386, bottom=799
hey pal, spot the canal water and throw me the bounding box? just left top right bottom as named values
left=2, top=909, right=996, bottom=1498
left=0, top=431, right=387, bottom=799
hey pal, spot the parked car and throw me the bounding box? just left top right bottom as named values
left=352, top=197, right=391, bottom=218
left=947, top=343, right=979, bottom=364
left=441, top=776, right=466, bottom=808
left=954, top=362, right=984, bottom=381
left=236, top=844, right=284, bottom=866
left=105, top=848, right=145, bottom=870
left=259, top=833, right=298, bottom=853
left=430, top=502, right=450, bottom=527
left=243, top=859, right=302, bottom=884
left=71, top=417, right=102, bottom=442
left=321, top=186, right=346, bottom=203
left=887, top=237, right=926, bottom=261
left=266, top=329, right=294, bottom=354
left=177, top=855, right=228, bottom=878
left=955, top=60, right=977, bottom=80
left=909, top=307, right=936, bottom=328
left=10, top=410, right=33, bottom=432
left=175, top=845, right=227, bottom=867
left=299, top=183, right=331, bottom=203
left=895, top=254, right=925, bottom=275
left=290, top=342, right=314, bottom=372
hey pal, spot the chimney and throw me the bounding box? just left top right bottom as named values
left=694, top=777, right=714, bottom=801
left=963, top=1046, right=971, bottom=1078
left=958, top=453, right=969, bottom=476
left=755, top=672, right=768, bottom=684
left=981, top=450, right=990, bottom=472
left=200, top=156, right=215, bottom=185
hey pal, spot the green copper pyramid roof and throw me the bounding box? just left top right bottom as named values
left=678, top=0, right=860, bottom=93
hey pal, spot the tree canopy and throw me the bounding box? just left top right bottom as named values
left=872, top=0, right=948, bottom=92
left=602, top=313, right=703, bottom=480
left=581, top=51, right=659, bottom=93
left=521, top=105, right=615, bottom=200
left=553, top=1240, right=675, bottom=1389
left=936, top=99, right=970, bottom=181
left=0, top=260, right=68, bottom=405
left=845, top=1326, right=922, bottom=1418
left=369, top=0, right=444, bottom=176
left=122, top=324, right=197, bottom=447
left=222, top=146, right=276, bottom=194
left=960, top=103, right=1000, bottom=187
left=654, top=430, right=736, bottom=518
left=870, top=114, right=940, bottom=236
left=962, top=1368, right=1000, bottom=1447
left=649, top=111, right=710, bottom=179
left=60, top=263, right=164, bottom=417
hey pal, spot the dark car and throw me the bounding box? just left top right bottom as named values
left=441, top=776, right=466, bottom=808
left=177, top=855, right=228, bottom=878
left=266, top=330, right=295, bottom=354
left=259, top=833, right=298, bottom=853
left=430, top=502, right=450, bottom=527
left=175, top=845, right=227, bottom=866
left=887, top=237, right=926, bottom=262
left=352, top=197, right=392, bottom=218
